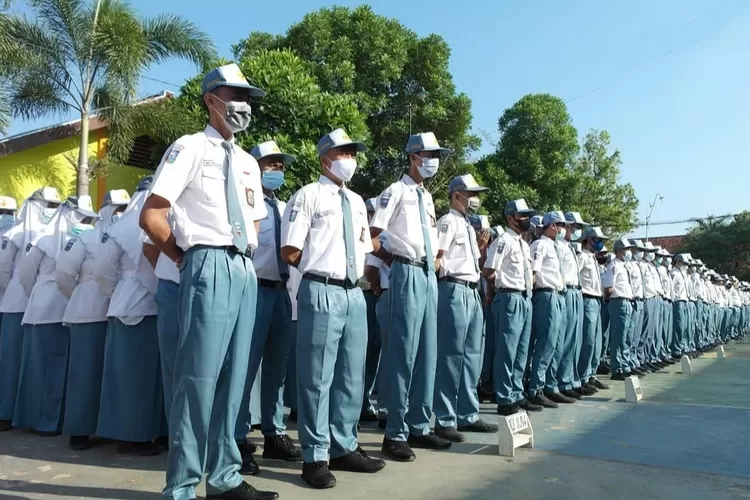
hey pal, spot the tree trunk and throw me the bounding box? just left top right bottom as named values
left=77, top=107, right=90, bottom=196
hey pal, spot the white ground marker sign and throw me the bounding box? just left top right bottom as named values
left=625, top=375, right=643, bottom=403
left=498, top=411, right=534, bottom=457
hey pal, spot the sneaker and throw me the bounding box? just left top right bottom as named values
left=543, top=390, right=576, bottom=404
left=262, top=434, right=302, bottom=462
left=528, top=392, right=558, bottom=409
left=206, top=480, right=279, bottom=499
left=302, top=461, right=336, bottom=489
left=517, top=398, right=543, bottom=412
left=329, top=447, right=385, bottom=473
left=407, top=432, right=452, bottom=450
left=457, top=419, right=499, bottom=434
left=381, top=438, right=416, bottom=462
left=590, top=378, right=609, bottom=390
left=435, top=426, right=466, bottom=443
left=69, top=436, right=92, bottom=451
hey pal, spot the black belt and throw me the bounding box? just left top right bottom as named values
left=567, top=285, right=582, bottom=290
left=583, top=293, right=601, bottom=300
left=634, top=298, right=644, bottom=302
left=191, top=244, right=254, bottom=259
left=498, top=287, right=529, bottom=298
left=393, top=255, right=427, bottom=269
left=258, top=278, right=286, bottom=290
left=535, top=287, right=564, bottom=295
left=439, top=277, right=478, bottom=289
left=303, top=273, right=357, bottom=290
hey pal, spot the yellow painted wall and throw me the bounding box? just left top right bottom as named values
left=0, top=129, right=151, bottom=209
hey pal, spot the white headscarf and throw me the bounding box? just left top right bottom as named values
left=33, top=196, right=98, bottom=261
left=79, top=189, right=131, bottom=254
left=3, top=187, right=61, bottom=251
left=101, top=176, right=154, bottom=292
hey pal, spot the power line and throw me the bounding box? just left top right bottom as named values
left=605, top=212, right=743, bottom=231
left=142, top=75, right=181, bottom=88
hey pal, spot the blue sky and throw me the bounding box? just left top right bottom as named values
left=6, top=0, right=749, bottom=237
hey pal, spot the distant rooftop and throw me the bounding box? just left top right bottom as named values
left=0, top=91, right=174, bottom=158
left=647, top=234, right=686, bottom=253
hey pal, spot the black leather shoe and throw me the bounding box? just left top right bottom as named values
left=69, top=436, right=92, bottom=451
left=263, top=434, right=301, bottom=462
left=238, top=440, right=260, bottom=476
left=597, top=364, right=610, bottom=375
left=529, top=392, right=558, bottom=408
left=544, top=390, right=576, bottom=404
left=116, top=441, right=161, bottom=456
left=478, top=385, right=495, bottom=403
left=591, top=378, right=609, bottom=390
left=560, top=389, right=582, bottom=400
left=0, top=420, right=11, bottom=432
left=496, top=403, right=520, bottom=416
left=517, top=398, right=543, bottom=412
left=206, top=481, right=279, bottom=499
left=583, top=382, right=599, bottom=393
left=576, top=385, right=597, bottom=396
left=408, top=431, right=452, bottom=450
left=457, top=419, right=499, bottom=433
left=435, top=426, right=466, bottom=442
left=156, top=436, right=169, bottom=450
left=610, top=372, right=627, bottom=381
left=329, top=447, right=385, bottom=473
left=302, top=461, right=336, bottom=489
left=381, top=438, right=416, bottom=462
left=359, top=411, right=379, bottom=423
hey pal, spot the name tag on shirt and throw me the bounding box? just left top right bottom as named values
left=314, top=209, right=335, bottom=219
left=25, top=243, right=32, bottom=252
left=65, top=239, right=76, bottom=251
left=1, top=240, right=6, bottom=249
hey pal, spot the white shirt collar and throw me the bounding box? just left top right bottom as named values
left=318, top=175, right=341, bottom=194
left=205, top=125, right=235, bottom=146
left=401, top=173, right=422, bottom=189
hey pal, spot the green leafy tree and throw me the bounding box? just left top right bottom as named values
left=476, top=93, right=580, bottom=221
left=680, top=212, right=750, bottom=281
left=0, top=0, right=216, bottom=195
left=571, top=130, right=638, bottom=235
left=232, top=5, right=479, bottom=207
left=172, top=48, right=369, bottom=200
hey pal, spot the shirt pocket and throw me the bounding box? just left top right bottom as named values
left=200, top=167, right=225, bottom=206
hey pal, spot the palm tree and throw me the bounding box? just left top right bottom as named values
left=0, top=0, right=216, bottom=195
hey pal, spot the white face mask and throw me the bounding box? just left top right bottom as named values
left=328, top=158, right=357, bottom=182
left=645, top=253, right=655, bottom=262
left=571, top=229, right=582, bottom=241
left=623, top=250, right=633, bottom=261
left=417, top=157, right=439, bottom=178
left=634, top=251, right=644, bottom=261
left=666, top=257, right=673, bottom=265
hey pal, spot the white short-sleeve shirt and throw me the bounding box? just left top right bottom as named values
left=530, top=236, right=564, bottom=291
left=149, top=126, right=267, bottom=252
left=559, top=241, right=580, bottom=287
left=370, top=174, right=438, bottom=261
left=640, top=261, right=659, bottom=298
left=657, top=266, right=673, bottom=300
left=484, top=228, right=531, bottom=291
left=625, top=261, right=644, bottom=298
left=603, top=258, right=633, bottom=299
left=281, top=176, right=373, bottom=280
left=670, top=267, right=689, bottom=301
left=253, top=196, right=287, bottom=281
left=437, top=209, right=481, bottom=282
left=579, top=250, right=602, bottom=297
left=365, top=232, right=391, bottom=290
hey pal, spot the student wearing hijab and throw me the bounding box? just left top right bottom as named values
left=0, top=196, right=18, bottom=327
left=57, top=190, right=130, bottom=450
left=95, top=177, right=163, bottom=456
left=0, top=188, right=60, bottom=432
left=13, top=195, right=97, bottom=435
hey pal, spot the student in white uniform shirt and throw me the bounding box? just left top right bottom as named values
left=432, top=174, right=497, bottom=443
left=577, top=226, right=609, bottom=391
left=234, top=140, right=301, bottom=468
left=140, top=64, right=276, bottom=500
left=0, top=188, right=60, bottom=432
left=14, top=195, right=98, bottom=435
left=0, top=196, right=18, bottom=396
left=602, top=238, right=636, bottom=380
left=57, top=190, right=130, bottom=450
left=369, top=132, right=452, bottom=462
left=670, top=254, right=691, bottom=357
left=364, top=230, right=391, bottom=429
left=95, top=177, right=163, bottom=456
left=528, top=211, right=569, bottom=407
left=625, top=239, right=647, bottom=377
left=482, top=200, right=536, bottom=416
left=280, top=128, right=385, bottom=489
